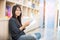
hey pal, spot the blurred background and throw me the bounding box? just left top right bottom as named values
left=0, top=0, right=60, bottom=40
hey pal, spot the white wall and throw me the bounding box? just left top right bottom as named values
left=57, top=0, right=60, bottom=40
left=39, top=0, right=44, bottom=28
left=45, top=0, right=56, bottom=40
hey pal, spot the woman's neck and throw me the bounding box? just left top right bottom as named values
left=16, top=16, right=18, bottom=18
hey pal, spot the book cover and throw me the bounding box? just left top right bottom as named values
left=6, top=5, right=11, bottom=18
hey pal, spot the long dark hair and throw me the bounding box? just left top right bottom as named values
left=12, top=5, right=22, bottom=26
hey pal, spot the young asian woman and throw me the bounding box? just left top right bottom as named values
left=9, top=5, right=37, bottom=40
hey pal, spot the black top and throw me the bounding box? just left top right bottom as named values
left=9, top=17, right=25, bottom=40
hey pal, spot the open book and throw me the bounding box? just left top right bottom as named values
left=22, top=16, right=36, bottom=32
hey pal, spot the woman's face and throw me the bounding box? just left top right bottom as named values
left=15, top=7, right=21, bottom=17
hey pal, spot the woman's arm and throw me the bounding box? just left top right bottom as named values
left=9, top=19, right=22, bottom=34
left=19, top=21, right=30, bottom=31
left=19, top=25, right=25, bottom=31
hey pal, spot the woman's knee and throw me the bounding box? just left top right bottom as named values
left=18, top=35, right=36, bottom=40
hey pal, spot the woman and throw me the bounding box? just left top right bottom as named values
left=9, top=5, right=36, bottom=40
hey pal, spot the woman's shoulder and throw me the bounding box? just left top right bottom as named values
left=9, top=17, right=16, bottom=22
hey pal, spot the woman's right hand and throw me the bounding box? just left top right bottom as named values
left=20, top=21, right=30, bottom=31
left=23, top=21, right=30, bottom=27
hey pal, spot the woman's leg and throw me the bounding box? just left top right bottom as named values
left=17, top=34, right=37, bottom=40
